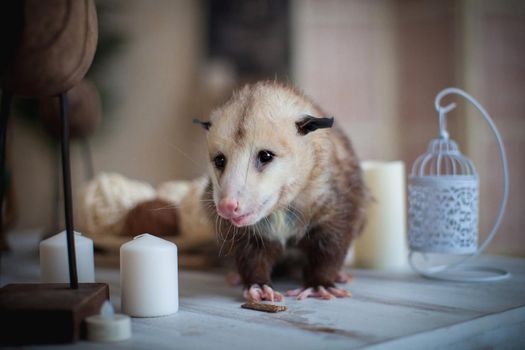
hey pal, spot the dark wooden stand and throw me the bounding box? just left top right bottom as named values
left=0, top=91, right=110, bottom=345
left=0, top=283, right=109, bottom=345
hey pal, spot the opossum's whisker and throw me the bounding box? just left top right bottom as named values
left=147, top=199, right=214, bottom=212
left=223, top=222, right=238, bottom=243
left=222, top=218, right=232, bottom=243
left=216, top=218, right=224, bottom=243
left=262, top=215, right=271, bottom=233
left=218, top=219, right=232, bottom=257
left=218, top=233, right=226, bottom=256
left=285, top=206, right=306, bottom=228
left=162, top=139, right=202, bottom=168
left=249, top=226, right=256, bottom=248
left=147, top=203, right=190, bottom=210
left=207, top=133, right=231, bottom=144
left=147, top=205, right=180, bottom=211
left=283, top=207, right=307, bottom=236
left=249, top=227, right=256, bottom=248
left=214, top=214, right=221, bottom=246
left=242, top=228, right=251, bottom=252
left=251, top=226, right=261, bottom=249
left=255, top=223, right=266, bottom=251
left=227, top=226, right=239, bottom=256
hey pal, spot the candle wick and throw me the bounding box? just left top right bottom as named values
left=100, top=300, right=115, bottom=320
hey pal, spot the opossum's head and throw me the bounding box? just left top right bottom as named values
left=195, top=82, right=333, bottom=227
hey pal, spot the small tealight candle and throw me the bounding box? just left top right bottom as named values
left=40, top=231, right=95, bottom=283
left=120, top=234, right=178, bottom=317
left=86, top=301, right=132, bottom=342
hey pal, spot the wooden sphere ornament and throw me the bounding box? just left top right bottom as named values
left=0, top=0, right=98, bottom=97
left=120, top=199, right=181, bottom=238
left=38, top=79, right=102, bottom=139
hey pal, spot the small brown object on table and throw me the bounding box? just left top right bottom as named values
left=241, top=302, right=288, bottom=313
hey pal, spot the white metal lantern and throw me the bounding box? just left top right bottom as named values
left=408, top=88, right=510, bottom=282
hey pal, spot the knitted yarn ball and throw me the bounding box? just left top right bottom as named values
left=79, top=172, right=156, bottom=240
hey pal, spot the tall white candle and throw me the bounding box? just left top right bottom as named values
left=354, top=161, right=408, bottom=270
left=39, top=231, right=95, bottom=283
left=120, top=234, right=178, bottom=317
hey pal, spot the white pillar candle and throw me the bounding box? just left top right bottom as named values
left=39, top=231, right=95, bottom=283
left=120, top=234, right=178, bottom=317
left=354, top=161, right=408, bottom=270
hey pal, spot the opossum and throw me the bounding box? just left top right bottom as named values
left=195, top=81, right=367, bottom=301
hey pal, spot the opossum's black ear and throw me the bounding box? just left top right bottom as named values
left=193, top=118, right=212, bottom=130
left=296, top=115, right=334, bottom=135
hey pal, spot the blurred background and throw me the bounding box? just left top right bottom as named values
left=4, top=0, right=525, bottom=256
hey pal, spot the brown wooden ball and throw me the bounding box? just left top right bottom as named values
left=38, top=79, right=102, bottom=139
left=0, top=0, right=98, bottom=97
left=120, top=199, right=181, bottom=238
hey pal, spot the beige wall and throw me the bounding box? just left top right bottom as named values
left=292, top=0, right=400, bottom=161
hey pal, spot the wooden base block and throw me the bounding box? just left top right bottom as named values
left=0, top=283, right=109, bottom=345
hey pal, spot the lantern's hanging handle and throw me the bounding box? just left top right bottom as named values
left=409, top=87, right=510, bottom=282
left=436, top=101, right=456, bottom=139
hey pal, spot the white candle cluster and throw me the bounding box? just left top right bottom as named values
left=39, top=230, right=179, bottom=320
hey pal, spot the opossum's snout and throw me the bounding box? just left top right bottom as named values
left=216, top=195, right=275, bottom=227
left=217, top=198, right=239, bottom=217
left=217, top=198, right=254, bottom=226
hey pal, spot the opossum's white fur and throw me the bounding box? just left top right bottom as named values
left=206, top=82, right=336, bottom=244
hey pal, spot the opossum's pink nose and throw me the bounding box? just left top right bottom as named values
left=217, top=198, right=240, bottom=218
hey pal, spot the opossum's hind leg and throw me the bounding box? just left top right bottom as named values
left=286, top=286, right=351, bottom=300
left=244, top=284, right=284, bottom=302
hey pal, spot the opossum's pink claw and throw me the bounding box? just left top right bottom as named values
left=286, top=288, right=303, bottom=297
left=262, top=284, right=284, bottom=302
left=287, top=286, right=352, bottom=300
left=244, top=284, right=262, bottom=302
left=243, top=284, right=283, bottom=302
left=316, top=286, right=334, bottom=300
left=298, top=287, right=315, bottom=300
left=328, top=286, right=352, bottom=298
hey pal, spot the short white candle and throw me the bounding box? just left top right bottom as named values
left=120, top=234, right=178, bottom=317
left=86, top=301, right=131, bottom=342
left=354, top=161, right=408, bottom=270
left=39, top=231, right=95, bottom=283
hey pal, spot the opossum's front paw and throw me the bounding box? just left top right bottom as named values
left=243, top=284, right=284, bottom=302
left=286, top=286, right=352, bottom=300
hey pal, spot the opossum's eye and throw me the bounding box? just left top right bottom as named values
left=213, top=153, right=226, bottom=170
left=256, top=150, right=274, bottom=169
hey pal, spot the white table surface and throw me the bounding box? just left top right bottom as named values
left=1, top=231, right=524, bottom=350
